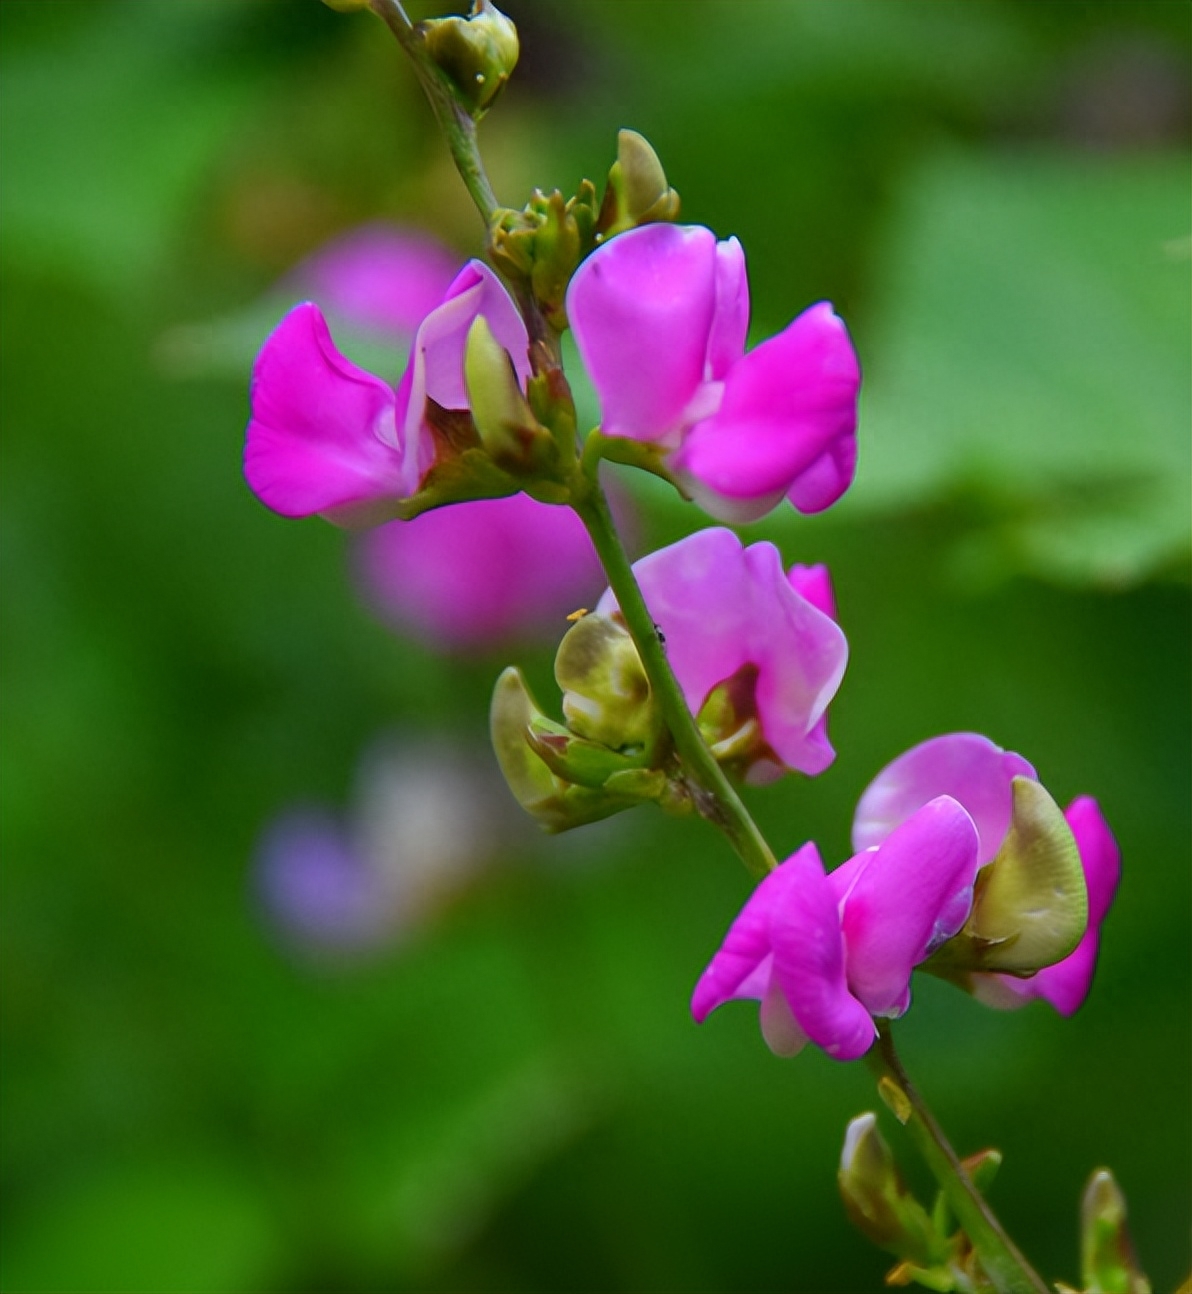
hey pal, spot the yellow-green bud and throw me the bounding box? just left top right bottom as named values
left=463, top=317, right=554, bottom=475
left=420, top=0, right=519, bottom=117
left=597, top=129, right=681, bottom=240
left=1081, top=1170, right=1151, bottom=1294
left=554, top=614, right=660, bottom=753
left=967, top=777, right=1088, bottom=973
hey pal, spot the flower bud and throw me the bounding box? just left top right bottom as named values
left=1081, top=1169, right=1151, bottom=1294
left=555, top=613, right=662, bottom=754
left=463, top=317, right=554, bottom=475
left=929, top=777, right=1088, bottom=977
left=419, top=0, right=519, bottom=117
left=597, top=130, right=681, bottom=240
left=838, top=1114, right=944, bottom=1268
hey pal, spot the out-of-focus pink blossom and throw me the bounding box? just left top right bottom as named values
left=852, top=733, right=1119, bottom=1014
left=594, top=527, right=847, bottom=779
left=567, top=223, right=861, bottom=523
left=357, top=492, right=605, bottom=651
left=244, top=260, right=529, bottom=523
left=282, top=224, right=459, bottom=338
left=692, top=797, right=980, bottom=1060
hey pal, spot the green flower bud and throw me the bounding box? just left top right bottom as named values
left=1081, top=1170, right=1151, bottom=1294
left=929, top=777, right=1088, bottom=977
left=463, top=317, right=555, bottom=475
left=554, top=613, right=661, bottom=754
left=597, top=129, right=681, bottom=240
left=838, top=1114, right=946, bottom=1269
left=420, top=0, right=519, bottom=117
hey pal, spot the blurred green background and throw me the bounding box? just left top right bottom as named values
left=2, top=1, right=1189, bottom=1291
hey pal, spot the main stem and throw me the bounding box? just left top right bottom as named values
left=573, top=483, right=777, bottom=880
left=866, top=1024, right=1048, bottom=1294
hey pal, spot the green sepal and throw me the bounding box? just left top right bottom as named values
left=581, top=430, right=686, bottom=492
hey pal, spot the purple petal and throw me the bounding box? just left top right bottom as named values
left=786, top=429, right=859, bottom=514
left=838, top=797, right=981, bottom=1017
left=706, top=236, right=749, bottom=381
left=770, top=845, right=876, bottom=1061
left=569, top=224, right=719, bottom=442
left=746, top=544, right=847, bottom=776
left=286, top=224, right=459, bottom=336
left=672, top=303, right=860, bottom=504
left=979, top=796, right=1120, bottom=1016
left=597, top=527, right=754, bottom=715
left=691, top=862, right=795, bottom=1021
left=355, top=494, right=603, bottom=651
left=852, top=733, right=1037, bottom=865
left=244, top=303, right=409, bottom=519
left=787, top=563, right=837, bottom=620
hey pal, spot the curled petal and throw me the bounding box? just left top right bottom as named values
left=569, top=223, right=719, bottom=442
left=852, top=733, right=1037, bottom=865
left=706, top=236, right=749, bottom=380
left=672, top=303, right=860, bottom=510
left=245, top=303, right=407, bottom=519
left=770, top=846, right=876, bottom=1061
left=838, top=797, right=981, bottom=1017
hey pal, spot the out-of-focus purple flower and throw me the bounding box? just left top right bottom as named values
left=970, top=796, right=1121, bottom=1016
left=282, top=224, right=459, bottom=338
left=568, top=223, right=861, bottom=523
left=357, top=492, right=605, bottom=651
left=244, top=260, right=529, bottom=523
left=595, top=527, right=847, bottom=779
left=852, top=733, right=1119, bottom=1014
left=692, top=797, right=980, bottom=1060
left=256, top=738, right=512, bottom=958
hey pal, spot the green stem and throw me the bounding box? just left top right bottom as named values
left=866, top=1023, right=1048, bottom=1294
left=572, top=481, right=777, bottom=880
left=368, top=0, right=500, bottom=223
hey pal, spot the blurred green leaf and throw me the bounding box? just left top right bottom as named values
left=850, top=149, right=1191, bottom=587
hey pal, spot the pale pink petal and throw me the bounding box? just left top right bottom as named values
left=746, top=545, right=847, bottom=776
left=786, top=431, right=859, bottom=514
left=691, top=863, right=793, bottom=1021
left=244, top=303, right=407, bottom=519
left=568, top=224, right=719, bottom=442
left=838, top=797, right=980, bottom=1017
left=596, top=527, right=754, bottom=714
left=672, top=303, right=860, bottom=503
left=852, top=733, right=1037, bottom=864
left=770, top=845, right=876, bottom=1061
left=706, top=236, right=749, bottom=380
left=356, top=493, right=603, bottom=651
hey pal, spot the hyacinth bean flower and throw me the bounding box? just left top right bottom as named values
left=594, top=527, right=848, bottom=779
left=244, top=259, right=530, bottom=524
left=692, top=797, right=981, bottom=1060
left=567, top=223, right=861, bottom=523
left=356, top=492, right=605, bottom=651
left=853, top=733, right=1120, bottom=1014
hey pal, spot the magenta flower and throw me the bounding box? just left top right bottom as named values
left=594, top=527, right=848, bottom=779
left=692, top=797, right=980, bottom=1060
left=853, top=733, right=1120, bottom=1014
left=356, top=492, right=605, bottom=651
left=244, top=259, right=530, bottom=524
left=567, top=223, right=861, bottom=522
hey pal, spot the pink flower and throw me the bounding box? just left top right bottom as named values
left=594, top=527, right=848, bottom=779
left=692, top=797, right=981, bottom=1060
left=244, top=260, right=530, bottom=524
left=356, top=492, right=605, bottom=651
left=853, top=733, right=1120, bottom=1014
left=567, top=223, right=861, bottom=523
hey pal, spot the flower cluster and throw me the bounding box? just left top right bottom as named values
left=693, top=734, right=1119, bottom=1060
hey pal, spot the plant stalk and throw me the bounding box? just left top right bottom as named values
left=572, top=482, right=777, bottom=880
left=866, top=1024, right=1049, bottom=1294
